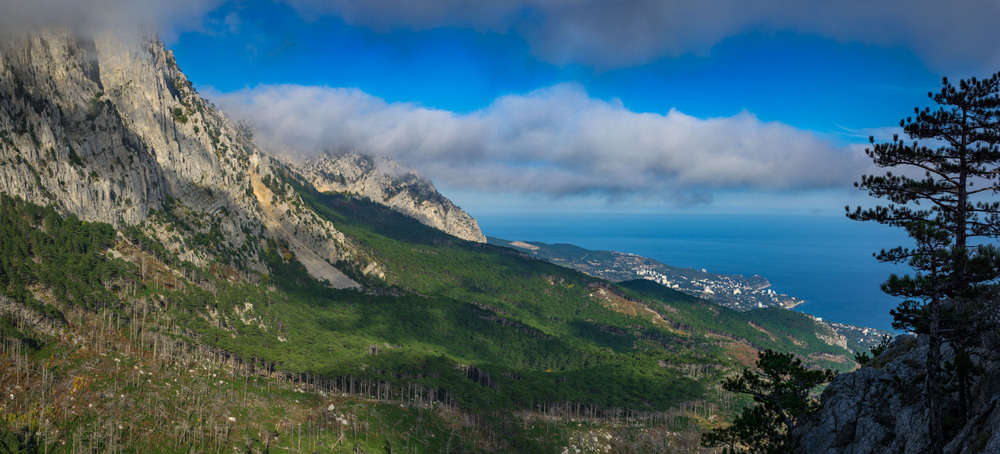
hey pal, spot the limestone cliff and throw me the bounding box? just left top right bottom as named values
left=295, top=152, right=486, bottom=243
left=0, top=29, right=381, bottom=287
left=795, top=334, right=1000, bottom=453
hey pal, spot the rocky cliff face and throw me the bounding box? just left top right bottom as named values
left=0, top=29, right=381, bottom=287
left=795, top=334, right=1000, bottom=453
left=295, top=152, right=487, bottom=243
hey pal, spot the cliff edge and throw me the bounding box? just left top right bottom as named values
left=795, top=334, right=1000, bottom=453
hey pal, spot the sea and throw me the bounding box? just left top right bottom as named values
left=475, top=212, right=910, bottom=332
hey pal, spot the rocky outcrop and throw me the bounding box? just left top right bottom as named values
left=0, top=29, right=380, bottom=287
left=815, top=326, right=849, bottom=350
left=295, top=152, right=486, bottom=243
left=795, top=334, right=1000, bottom=453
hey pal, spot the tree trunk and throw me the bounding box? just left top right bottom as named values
left=928, top=292, right=943, bottom=454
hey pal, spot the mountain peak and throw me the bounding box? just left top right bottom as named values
left=295, top=151, right=487, bottom=243
left=0, top=29, right=381, bottom=287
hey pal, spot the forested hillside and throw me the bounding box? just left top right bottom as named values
left=0, top=29, right=861, bottom=453
left=0, top=182, right=858, bottom=452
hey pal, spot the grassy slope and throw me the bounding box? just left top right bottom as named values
left=617, top=280, right=852, bottom=370
left=229, top=185, right=711, bottom=412
left=0, top=187, right=853, bottom=452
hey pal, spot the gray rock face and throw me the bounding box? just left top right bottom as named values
left=0, top=31, right=169, bottom=226
left=296, top=152, right=487, bottom=243
left=795, top=335, right=1000, bottom=453
left=794, top=335, right=931, bottom=453
left=0, top=29, right=380, bottom=287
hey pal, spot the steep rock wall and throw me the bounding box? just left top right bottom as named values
left=795, top=334, right=1000, bottom=453
left=0, top=29, right=380, bottom=287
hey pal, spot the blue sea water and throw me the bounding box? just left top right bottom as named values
left=475, top=213, right=909, bottom=331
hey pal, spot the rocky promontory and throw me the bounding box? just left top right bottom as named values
left=295, top=152, right=486, bottom=243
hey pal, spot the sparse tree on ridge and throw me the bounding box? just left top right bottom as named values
left=847, top=72, right=1000, bottom=453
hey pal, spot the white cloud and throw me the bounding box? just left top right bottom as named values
left=283, top=0, right=1000, bottom=71
left=210, top=83, right=870, bottom=203
left=6, top=0, right=996, bottom=71
left=0, top=0, right=225, bottom=41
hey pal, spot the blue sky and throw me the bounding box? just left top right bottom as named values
left=10, top=0, right=996, bottom=216
left=166, top=0, right=1000, bottom=216
left=173, top=2, right=938, bottom=133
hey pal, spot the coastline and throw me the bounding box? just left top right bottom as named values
left=477, top=212, right=904, bottom=331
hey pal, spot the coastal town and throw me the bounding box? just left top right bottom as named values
left=499, top=239, right=806, bottom=311
left=627, top=260, right=807, bottom=310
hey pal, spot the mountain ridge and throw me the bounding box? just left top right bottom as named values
left=0, top=28, right=878, bottom=453
left=294, top=151, right=486, bottom=243
left=0, top=29, right=404, bottom=287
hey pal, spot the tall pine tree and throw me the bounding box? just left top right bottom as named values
left=847, top=73, right=1000, bottom=452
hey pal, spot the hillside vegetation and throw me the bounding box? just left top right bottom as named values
left=0, top=29, right=859, bottom=453
left=1, top=178, right=855, bottom=452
